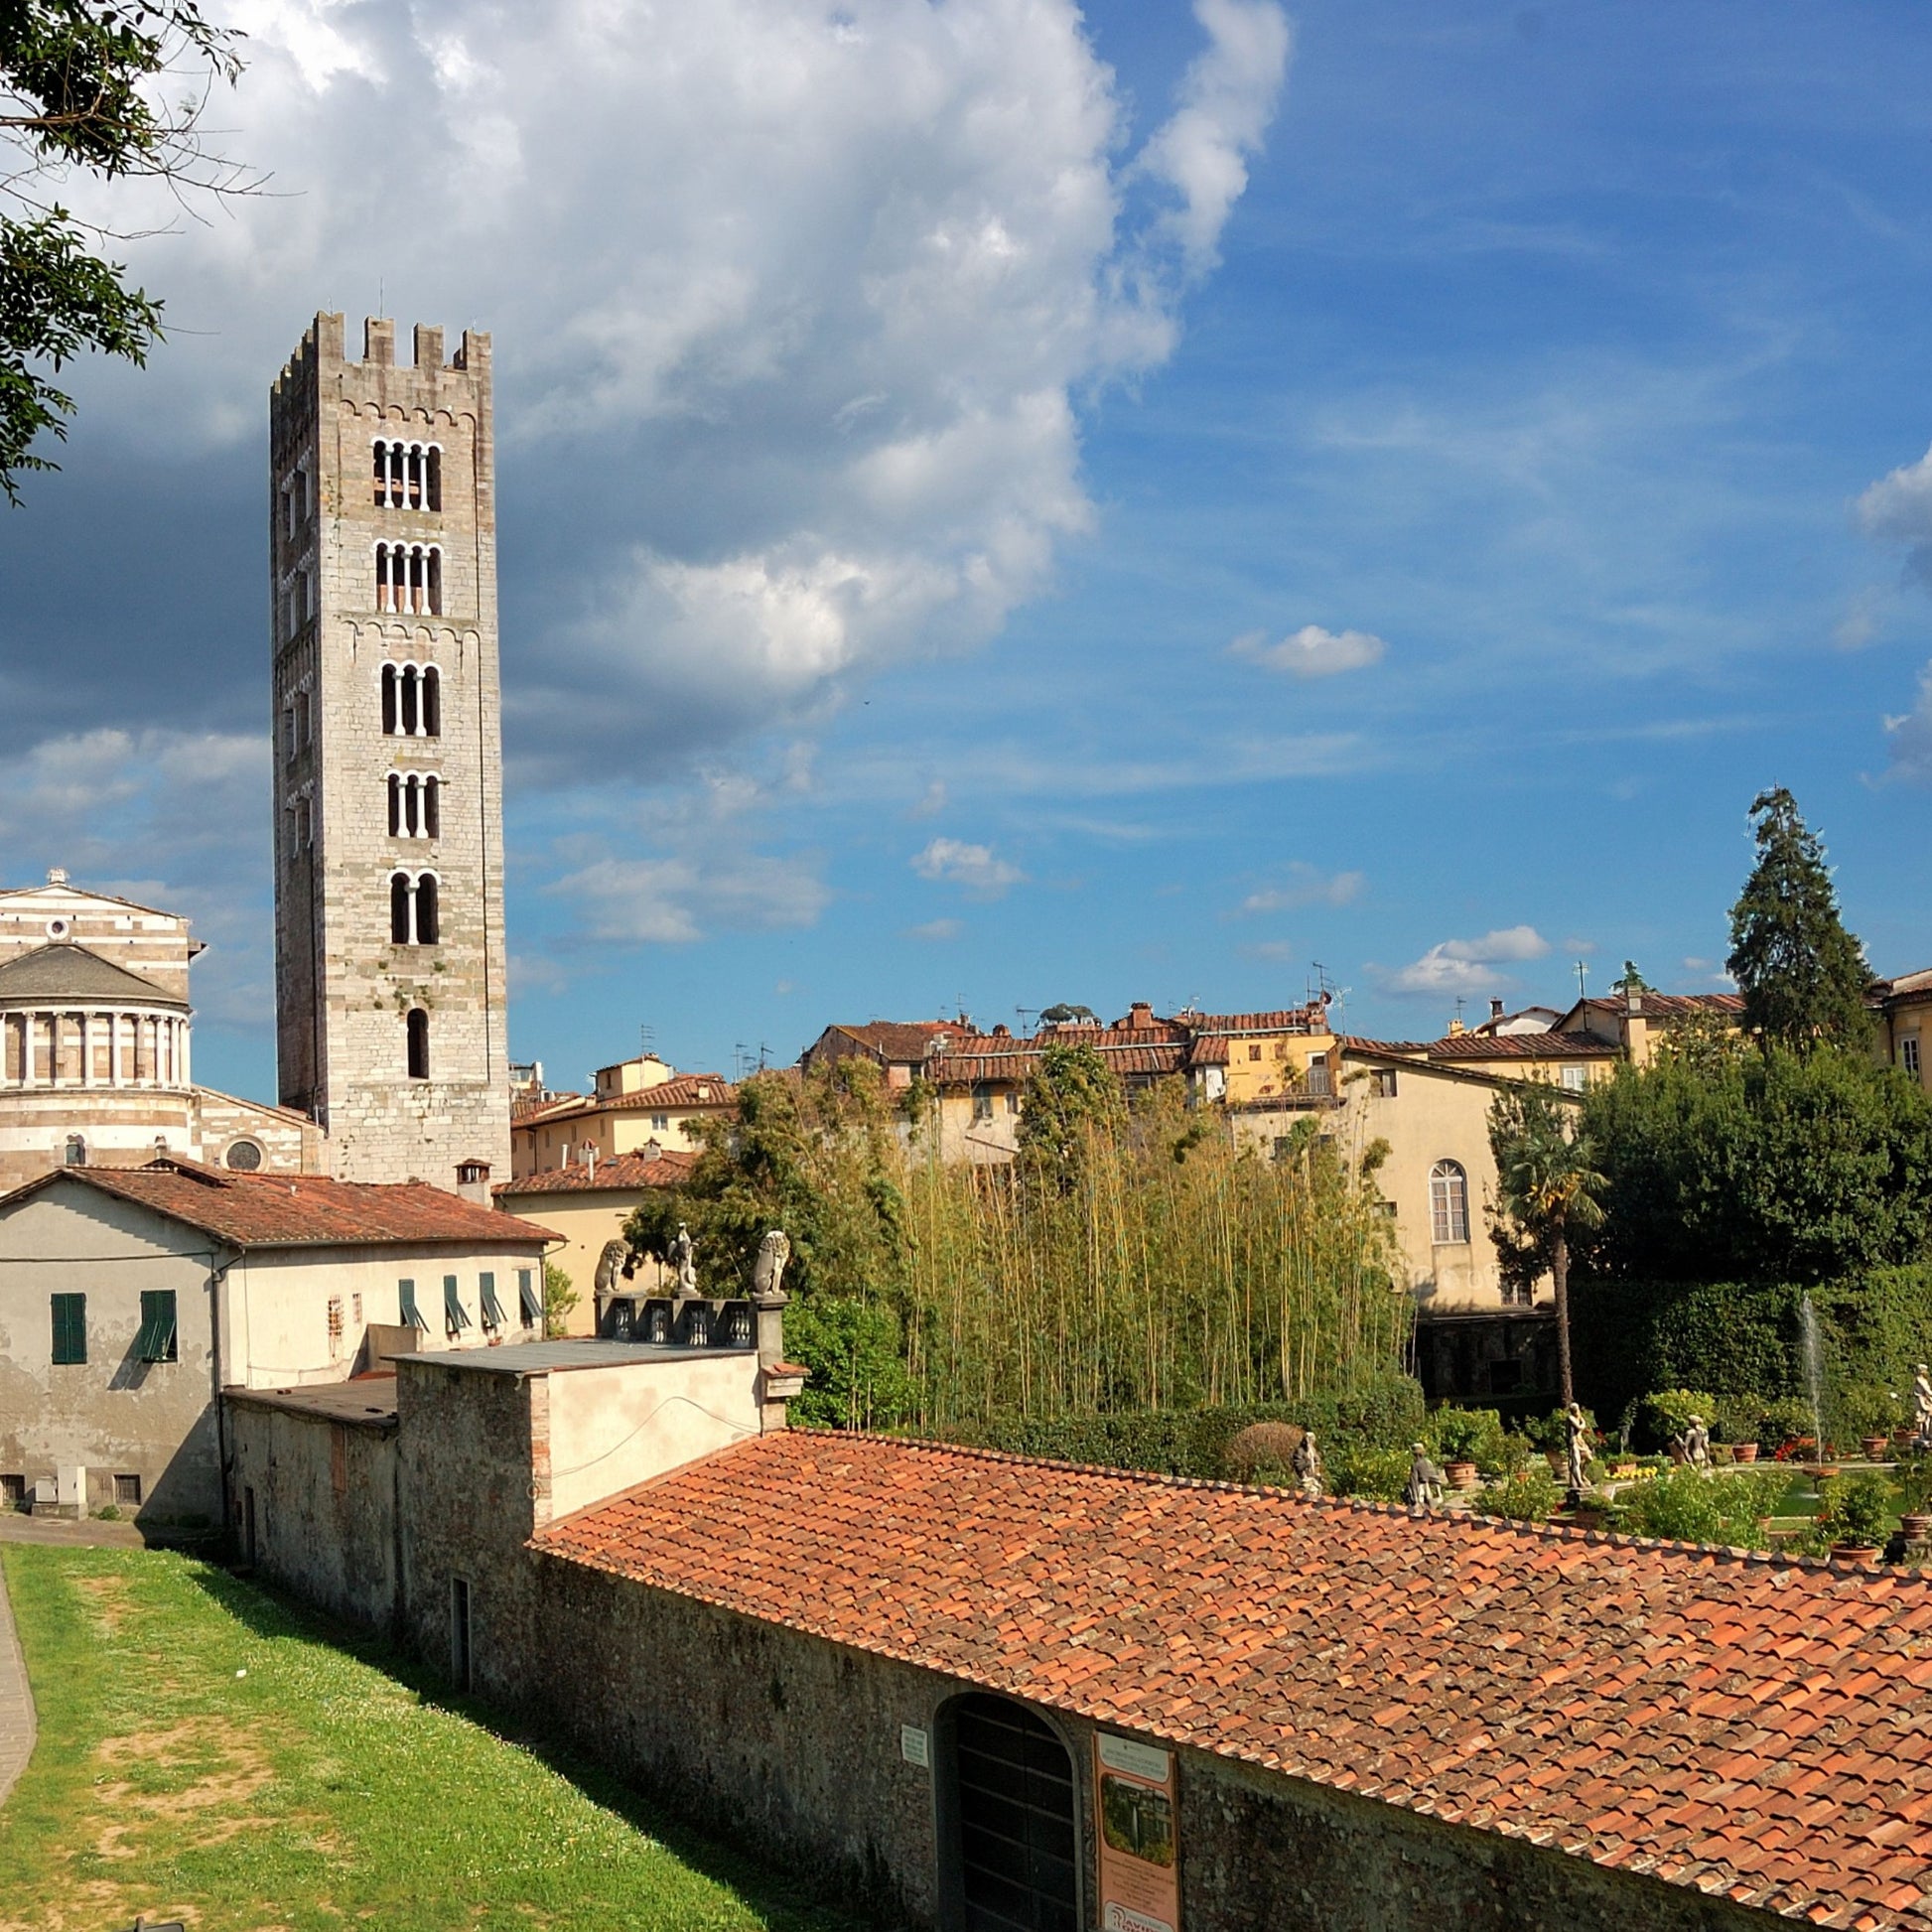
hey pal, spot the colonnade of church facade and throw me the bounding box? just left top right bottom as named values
left=0, top=1009, right=191, bottom=1090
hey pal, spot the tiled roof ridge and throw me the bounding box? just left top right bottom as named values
left=782, top=1429, right=1911, bottom=1576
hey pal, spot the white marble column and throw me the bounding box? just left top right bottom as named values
left=109, top=1012, right=122, bottom=1088
left=179, top=1019, right=191, bottom=1091
left=78, top=1013, right=91, bottom=1088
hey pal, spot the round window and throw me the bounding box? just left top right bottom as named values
left=44, top=917, right=70, bottom=940
left=225, top=1140, right=264, bottom=1173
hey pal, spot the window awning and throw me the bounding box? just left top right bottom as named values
left=480, top=1273, right=506, bottom=1328
left=443, top=1274, right=471, bottom=1333
left=399, top=1279, right=428, bottom=1332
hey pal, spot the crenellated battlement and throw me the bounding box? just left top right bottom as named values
left=273, top=314, right=490, bottom=407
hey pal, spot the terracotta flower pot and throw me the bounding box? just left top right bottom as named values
left=1445, top=1459, right=1479, bottom=1492
left=1811, top=1463, right=1841, bottom=1480
left=1896, top=1428, right=1919, bottom=1448
left=1731, top=1443, right=1759, bottom=1464
left=1900, top=1511, right=1932, bottom=1541
left=1831, top=1544, right=1881, bottom=1564
left=1863, top=1436, right=1889, bottom=1460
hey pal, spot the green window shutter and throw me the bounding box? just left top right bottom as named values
left=443, top=1274, right=471, bottom=1334
left=135, top=1290, right=178, bottom=1363
left=399, top=1279, right=427, bottom=1332
left=479, top=1272, right=506, bottom=1328
left=517, top=1268, right=539, bottom=1325
left=50, top=1293, right=86, bottom=1366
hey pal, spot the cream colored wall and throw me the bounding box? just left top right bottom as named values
left=1882, top=1004, right=1931, bottom=1094
left=222, top=1241, right=546, bottom=1387
left=542, top=1352, right=760, bottom=1518
left=489, top=1188, right=676, bottom=1336
left=933, top=1087, right=1022, bottom=1165
left=608, top=1108, right=715, bottom=1155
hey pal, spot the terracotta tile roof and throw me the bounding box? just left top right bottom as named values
left=1426, top=1030, right=1618, bottom=1061
left=495, top=1150, right=699, bottom=1197
left=1186, top=1034, right=1229, bottom=1066
left=1874, top=968, right=1932, bottom=1005
left=537, top=1433, right=1932, bottom=1931
left=929, top=1039, right=1188, bottom=1086
left=1573, top=992, right=1745, bottom=1023
left=0, top=1158, right=561, bottom=1249
left=512, top=1091, right=582, bottom=1123
left=599, top=1073, right=735, bottom=1113
left=1338, top=1035, right=1436, bottom=1056
left=807, top=1021, right=964, bottom=1065
left=1181, top=1007, right=1328, bottom=1035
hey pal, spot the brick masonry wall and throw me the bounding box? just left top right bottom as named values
left=271, top=315, right=510, bottom=1188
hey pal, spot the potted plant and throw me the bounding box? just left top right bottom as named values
left=1816, top=1472, right=1892, bottom=1561
left=1895, top=1455, right=1932, bottom=1543
left=1429, top=1408, right=1500, bottom=1491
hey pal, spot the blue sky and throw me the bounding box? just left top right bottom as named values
left=2, top=0, right=1929, bottom=1099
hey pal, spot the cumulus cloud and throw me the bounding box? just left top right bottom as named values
left=549, top=852, right=828, bottom=945
left=904, top=917, right=964, bottom=942
left=1236, top=862, right=1364, bottom=914
left=1383, top=925, right=1551, bottom=997
left=1883, top=661, right=1932, bottom=785
left=34, top=0, right=1290, bottom=773
left=911, top=837, right=1023, bottom=896
left=1231, top=625, right=1388, bottom=679
left=1859, top=449, right=1932, bottom=591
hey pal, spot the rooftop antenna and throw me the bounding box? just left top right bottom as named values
left=733, top=1040, right=751, bottom=1079
left=1453, top=994, right=1466, bottom=1026
left=1014, top=1005, right=1037, bottom=1034
left=637, top=1023, right=655, bottom=1059
left=1576, top=959, right=1589, bottom=1003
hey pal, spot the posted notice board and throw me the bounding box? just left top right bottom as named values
left=1094, top=1732, right=1179, bottom=1932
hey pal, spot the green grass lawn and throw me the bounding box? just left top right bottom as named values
left=0, top=1545, right=861, bottom=1932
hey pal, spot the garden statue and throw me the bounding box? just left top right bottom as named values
left=592, top=1239, right=631, bottom=1318
left=1564, top=1402, right=1589, bottom=1495
left=1406, top=1443, right=1442, bottom=1510
left=1293, top=1429, right=1323, bottom=1500
left=669, top=1222, right=699, bottom=1299
left=753, top=1228, right=792, bottom=1302
left=1681, top=1414, right=1712, bottom=1473
left=1914, top=1364, right=1932, bottom=1447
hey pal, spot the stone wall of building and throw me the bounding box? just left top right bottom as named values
left=270, top=314, right=509, bottom=1188
left=225, top=1394, right=399, bottom=1630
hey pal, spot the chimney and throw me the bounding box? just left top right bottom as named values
left=1489, top=998, right=1505, bottom=1023
left=1130, top=1002, right=1155, bottom=1030
left=1622, top=990, right=1650, bottom=1067
left=1447, top=1016, right=1466, bottom=1036
left=455, top=1159, right=490, bottom=1205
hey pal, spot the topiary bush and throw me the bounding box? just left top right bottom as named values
left=1223, top=1422, right=1306, bottom=1484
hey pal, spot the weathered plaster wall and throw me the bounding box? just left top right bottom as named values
left=226, top=1397, right=399, bottom=1628
left=0, top=1183, right=222, bottom=1522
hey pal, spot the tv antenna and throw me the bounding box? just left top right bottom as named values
left=1575, top=960, right=1588, bottom=1003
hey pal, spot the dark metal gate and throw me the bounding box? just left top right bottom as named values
left=948, top=1695, right=1078, bottom=1932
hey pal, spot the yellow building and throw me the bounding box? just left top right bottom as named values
left=510, top=1055, right=736, bottom=1179
left=1873, top=968, right=1932, bottom=1093
left=493, top=1148, right=698, bottom=1335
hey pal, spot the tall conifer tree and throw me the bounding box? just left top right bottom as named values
left=1726, top=787, right=1872, bottom=1052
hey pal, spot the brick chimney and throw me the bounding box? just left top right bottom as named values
left=1622, top=986, right=1650, bottom=1066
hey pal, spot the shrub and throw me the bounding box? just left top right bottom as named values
left=1816, top=1472, right=1894, bottom=1549
left=1832, top=1381, right=1904, bottom=1444
left=1223, top=1423, right=1306, bottom=1483
left=1327, top=1446, right=1410, bottom=1503
left=1427, top=1407, right=1511, bottom=1473
left=1472, top=1464, right=1560, bottom=1522
left=91, top=1504, right=120, bottom=1522
left=1609, top=1466, right=1782, bottom=1551
left=785, top=1294, right=919, bottom=1431
left=1631, top=1390, right=1715, bottom=1453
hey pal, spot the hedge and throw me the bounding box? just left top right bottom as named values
left=932, top=1376, right=1426, bottom=1479
left=1571, top=1264, right=1932, bottom=1442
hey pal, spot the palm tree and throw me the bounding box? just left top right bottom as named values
left=1488, top=1085, right=1607, bottom=1409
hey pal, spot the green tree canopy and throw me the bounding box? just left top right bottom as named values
left=1579, top=1040, right=1932, bottom=1286
left=1726, top=786, right=1873, bottom=1053
left=3, top=2, right=248, bottom=500
left=1014, top=1039, right=1127, bottom=1192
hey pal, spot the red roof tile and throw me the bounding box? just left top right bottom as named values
left=1182, top=1007, right=1329, bottom=1035
left=536, top=1433, right=1932, bottom=1931
left=599, top=1073, right=735, bottom=1113
left=806, top=1021, right=965, bottom=1065
left=1426, top=1031, right=1618, bottom=1061
left=0, top=1158, right=560, bottom=1249
left=495, top=1151, right=699, bottom=1197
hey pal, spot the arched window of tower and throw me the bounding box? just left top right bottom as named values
left=372, top=438, right=443, bottom=513
left=390, top=871, right=411, bottom=944
left=416, top=873, right=440, bottom=945
left=406, top=1008, right=430, bottom=1081
left=423, top=773, right=440, bottom=839
left=381, top=662, right=399, bottom=736
left=387, top=772, right=401, bottom=836
left=421, top=663, right=441, bottom=736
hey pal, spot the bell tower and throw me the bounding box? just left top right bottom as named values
left=269, top=314, right=510, bottom=1185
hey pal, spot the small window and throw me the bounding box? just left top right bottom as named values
left=1560, top=1064, right=1587, bottom=1092
left=64, top=1134, right=86, bottom=1167
left=971, top=1082, right=993, bottom=1123
left=113, top=1473, right=141, bottom=1506
left=1370, top=1067, right=1398, bottom=1098
left=422, top=774, right=440, bottom=839
left=1005, top=1091, right=1020, bottom=1115
left=135, top=1289, right=178, bottom=1363
left=51, top=1292, right=86, bottom=1365
left=416, top=875, right=440, bottom=945
left=517, top=1268, right=540, bottom=1326
left=1905, top=1037, right=1922, bottom=1078
left=351, top=1292, right=363, bottom=1325
left=1500, top=1281, right=1533, bottom=1310
left=1306, top=1054, right=1331, bottom=1097
left=1248, top=1044, right=1261, bottom=1062
left=422, top=665, right=442, bottom=737
left=225, top=1139, right=263, bottom=1172
left=1430, top=1160, right=1469, bottom=1245
left=382, top=662, right=399, bottom=736
left=407, top=1007, right=430, bottom=1080
left=480, top=1273, right=506, bottom=1329
left=327, top=1295, right=345, bottom=1353
left=390, top=872, right=412, bottom=944
left=399, top=1278, right=427, bottom=1332
left=443, top=1274, right=471, bottom=1336
left=649, top=1113, right=669, bottom=1132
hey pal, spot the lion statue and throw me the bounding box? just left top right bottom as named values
left=752, top=1228, right=791, bottom=1301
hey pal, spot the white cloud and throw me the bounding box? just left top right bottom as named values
left=1383, top=925, right=1551, bottom=997
left=1239, top=939, right=1300, bottom=963
left=904, top=918, right=964, bottom=942
left=1883, top=660, right=1932, bottom=785
left=1231, top=625, right=1388, bottom=679
left=1858, top=448, right=1932, bottom=591
left=911, top=837, right=1023, bottom=896
left=549, top=851, right=828, bottom=945
left=53, top=0, right=1291, bottom=768
left=1834, top=586, right=1888, bottom=652
left=1237, top=863, right=1364, bottom=914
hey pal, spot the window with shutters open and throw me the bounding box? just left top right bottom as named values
left=134, top=1290, right=178, bottom=1363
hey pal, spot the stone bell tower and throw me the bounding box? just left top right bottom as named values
left=269, top=314, right=510, bottom=1185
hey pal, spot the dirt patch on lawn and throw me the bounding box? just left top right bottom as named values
left=88, top=1716, right=279, bottom=1858
left=70, top=1572, right=132, bottom=1632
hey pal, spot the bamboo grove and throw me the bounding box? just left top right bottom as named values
left=624, top=1049, right=1413, bottom=1433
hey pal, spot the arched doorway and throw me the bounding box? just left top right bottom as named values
left=940, top=1693, right=1079, bottom=1932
